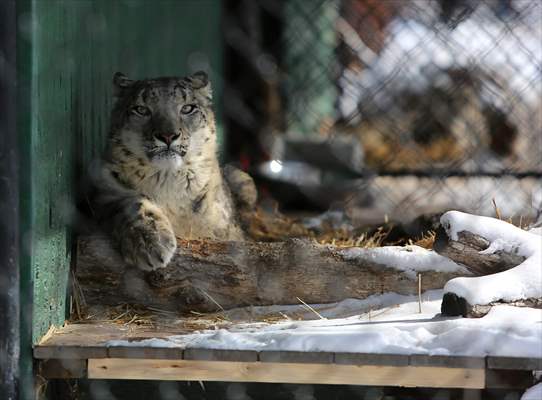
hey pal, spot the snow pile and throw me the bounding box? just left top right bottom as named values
left=521, top=383, right=542, bottom=400
left=341, top=245, right=468, bottom=279
left=441, top=211, right=542, bottom=305
left=106, top=290, right=542, bottom=358
left=224, top=290, right=441, bottom=321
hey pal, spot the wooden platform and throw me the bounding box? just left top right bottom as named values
left=35, top=322, right=540, bottom=389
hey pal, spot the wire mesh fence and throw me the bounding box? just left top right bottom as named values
left=224, top=0, right=542, bottom=222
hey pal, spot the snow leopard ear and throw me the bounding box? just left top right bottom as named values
left=188, top=71, right=212, bottom=100
left=113, top=72, right=134, bottom=96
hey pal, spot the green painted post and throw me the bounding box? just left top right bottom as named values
left=284, top=0, right=339, bottom=135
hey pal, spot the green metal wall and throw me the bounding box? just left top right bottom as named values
left=17, top=0, right=223, bottom=348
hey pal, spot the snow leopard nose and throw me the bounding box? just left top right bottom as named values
left=155, top=133, right=180, bottom=146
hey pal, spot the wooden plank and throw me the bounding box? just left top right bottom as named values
left=34, top=346, right=107, bottom=360
left=34, top=321, right=540, bottom=377
left=88, top=358, right=486, bottom=388
left=34, top=322, right=192, bottom=360
left=184, top=349, right=257, bottom=362
left=259, top=351, right=333, bottom=364
left=487, top=356, right=542, bottom=371
left=38, top=359, right=87, bottom=379
left=409, top=355, right=485, bottom=369
left=107, top=347, right=184, bottom=360
left=335, top=352, right=409, bottom=366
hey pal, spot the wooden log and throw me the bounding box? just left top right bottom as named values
left=434, top=224, right=539, bottom=317
left=75, top=236, right=467, bottom=312
left=433, top=225, right=525, bottom=276
left=441, top=292, right=542, bottom=318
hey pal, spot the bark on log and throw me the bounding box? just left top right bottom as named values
left=76, top=236, right=466, bottom=313
left=433, top=226, right=525, bottom=276
left=434, top=225, right=537, bottom=317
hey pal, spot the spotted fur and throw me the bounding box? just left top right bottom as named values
left=93, top=71, right=250, bottom=271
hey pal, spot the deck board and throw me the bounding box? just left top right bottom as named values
left=87, top=358, right=486, bottom=388
left=35, top=321, right=540, bottom=388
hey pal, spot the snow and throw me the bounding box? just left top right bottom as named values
left=441, top=211, right=538, bottom=254
left=522, top=383, right=542, bottom=400
left=106, top=290, right=542, bottom=359
left=107, top=338, right=181, bottom=348
left=341, top=245, right=468, bottom=279
left=441, top=211, right=542, bottom=305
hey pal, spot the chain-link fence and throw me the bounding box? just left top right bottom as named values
left=224, top=0, right=542, bottom=223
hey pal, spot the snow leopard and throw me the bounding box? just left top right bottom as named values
left=92, top=71, right=256, bottom=271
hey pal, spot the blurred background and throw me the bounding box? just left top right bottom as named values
left=223, top=0, right=541, bottom=224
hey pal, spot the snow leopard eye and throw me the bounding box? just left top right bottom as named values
left=180, top=104, right=197, bottom=115
left=131, top=106, right=150, bottom=117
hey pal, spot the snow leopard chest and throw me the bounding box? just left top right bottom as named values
left=137, top=168, right=202, bottom=216
left=134, top=165, right=233, bottom=239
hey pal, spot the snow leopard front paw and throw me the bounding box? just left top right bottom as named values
left=117, top=200, right=177, bottom=271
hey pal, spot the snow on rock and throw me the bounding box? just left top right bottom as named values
left=521, top=383, right=542, bottom=400
left=441, top=211, right=542, bottom=305
left=105, top=290, right=542, bottom=358
left=340, top=245, right=468, bottom=279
